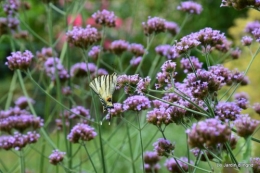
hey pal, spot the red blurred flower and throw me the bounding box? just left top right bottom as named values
left=67, top=14, right=82, bottom=26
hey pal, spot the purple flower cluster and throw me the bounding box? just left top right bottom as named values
left=177, top=1, right=203, bottom=14
left=70, top=62, right=97, bottom=78
left=241, top=36, right=253, bottom=46
left=108, top=103, right=123, bottom=117
left=191, top=147, right=214, bottom=161
left=232, top=70, right=249, bottom=85
left=221, top=0, right=260, bottom=10
left=128, top=43, right=145, bottom=56
left=165, top=157, right=193, bottom=173
left=66, top=25, right=101, bottom=48
left=253, top=103, right=260, bottom=115
left=130, top=56, right=142, bottom=67
left=92, top=9, right=117, bottom=27
left=142, top=16, right=166, bottom=36
left=147, top=107, right=171, bottom=126
left=155, top=60, right=176, bottom=89
left=186, top=118, right=231, bottom=149
left=109, top=40, right=129, bottom=55
left=36, top=47, right=54, bottom=60
left=180, top=56, right=202, bottom=73
left=88, top=46, right=101, bottom=60
left=234, top=114, right=260, bottom=138
left=0, top=131, right=40, bottom=150
left=56, top=106, right=91, bottom=130
left=250, top=157, right=260, bottom=173
left=14, top=96, right=35, bottom=109
left=230, top=48, right=241, bottom=59
left=5, top=50, right=34, bottom=70
left=165, top=21, right=179, bottom=36
left=3, top=0, right=20, bottom=15
left=208, top=65, right=233, bottom=85
left=184, top=69, right=223, bottom=99
left=244, top=21, right=260, bottom=42
left=44, top=57, right=69, bottom=82
left=214, top=102, right=241, bottom=121
left=234, top=92, right=249, bottom=109
left=67, top=123, right=97, bottom=143
left=153, top=138, right=175, bottom=157
left=144, top=151, right=161, bottom=173
left=155, top=44, right=171, bottom=58
left=0, top=107, right=43, bottom=133
left=117, top=74, right=140, bottom=94
left=49, top=150, right=66, bottom=165
left=123, top=95, right=151, bottom=111
left=136, top=76, right=151, bottom=95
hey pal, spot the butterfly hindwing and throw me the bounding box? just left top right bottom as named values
left=89, top=73, right=117, bottom=112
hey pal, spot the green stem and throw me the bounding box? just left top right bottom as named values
left=82, top=142, right=98, bottom=173
left=5, top=72, right=17, bottom=110
left=127, top=123, right=136, bottom=173
left=137, top=113, right=145, bottom=173
left=19, top=150, right=25, bottom=173
left=17, top=70, right=57, bottom=148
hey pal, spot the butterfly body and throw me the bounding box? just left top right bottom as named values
left=89, top=72, right=117, bottom=112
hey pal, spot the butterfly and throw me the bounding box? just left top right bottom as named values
left=89, top=72, right=117, bottom=113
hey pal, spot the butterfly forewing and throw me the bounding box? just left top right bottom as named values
left=89, top=73, right=117, bottom=112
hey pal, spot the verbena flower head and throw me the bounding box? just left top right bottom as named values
left=230, top=48, right=241, bottom=59
left=62, top=86, right=72, bottom=96
left=66, top=25, right=101, bottom=48
left=155, top=44, right=171, bottom=58
left=36, top=47, right=53, bottom=59
left=108, top=103, right=123, bottom=117
left=147, top=107, right=171, bottom=126
left=5, top=50, right=34, bottom=70
left=44, top=57, right=69, bottom=82
left=136, top=76, right=151, bottom=95
left=152, top=100, right=169, bottom=109
left=153, top=138, right=175, bottom=157
left=234, top=92, right=249, bottom=109
left=96, top=68, right=108, bottom=76
left=142, top=16, right=166, bottom=36
left=173, top=34, right=201, bottom=55
left=123, top=95, right=151, bottom=111
left=184, top=69, right=223, bottom=99
left=0, top=131, right=40, bottom=150
left=70, top=62, right=97, bottom=77
left=177, top=1, right=203, bottom=14
left=209, top=65, right=233, bottom=85
left=165, top=21, right=179, bottom=36
left=130, top=56, right=142, bottom=67
left=180, top=56, right=203, bottom=73
left=14, top=96, right=35, bottom=109
left=250, top=157, right=260, bottom=173
left=165, top=157, right=193, bottom=173
left=49, top=150, right=66, bottom=165
left=144, top=151, right=161, bottom=173
left=231, top=70, right=249, bottom=85
left=253, top=103, right=260, bottom=115
left=67, top=123, right=97, bottom=143
left=92, top=9, right=117, bottom=27
left=88, top=46, right=101, bottom=60
left=3, top=0, right=20, bottom=15
left=109, top=40, right=129, bottom=55
left=252, top=28, right=260, bottom=42
left=245, top=21, right=260, bottom=34
left=234, top=114, right=260, bottom=138
left=166, top=106, right=187, bottom=124
left=70, top=106, right=91, bottom=120
left=117, top=74, right=140, bottom=94
left=221, top=0, right=260, bottom=10
left=215, top=102, right=241, bottom=121
left=161, top=60, right=176, bottom=73
left=241, top=36, right=253, bottom=46
left=128, top=43, right=145, bottom=56
left=186, top=118, right=231, bottom=149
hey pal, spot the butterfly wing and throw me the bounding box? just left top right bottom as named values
left=89, top=73, right=117, bottom=112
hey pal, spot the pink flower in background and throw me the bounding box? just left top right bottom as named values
left=67, top=14, right=83, bottom=26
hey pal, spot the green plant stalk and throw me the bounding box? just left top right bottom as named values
left=82, top=142, right=98, bottom=173
left=135, top=34, right=155, bottom=74
left=5, top=72, right=17, bottom=110
left=17, top=70, right=57, bottom=148
left=19, top=150, right=25, bottom=173
left=243, top=137, right=252, bottom=162
left=82, top=49, right=107, bottom=173
left=127, top=123, right=137, bottom=173
left=137, top=113, right=145, bottom=173
left=40, top=139, right=46, bottom=173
